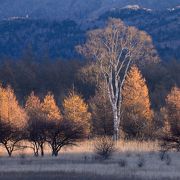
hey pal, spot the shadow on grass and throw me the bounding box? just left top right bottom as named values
left=0, top=172, right=137, bottom=180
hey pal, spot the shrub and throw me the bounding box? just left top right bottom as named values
left=94, top=136, right=115, bottom=160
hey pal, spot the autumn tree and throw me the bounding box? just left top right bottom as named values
left=25, top=92, right=46, bottom=156
left=46, top=119, right=84, bottom=156
left=41, top=92, right=71, bottom=156
left=161, top=87, right=180, bottom=151
left=0, top=85, right=27, bottom=156
left=78, top=18, right=159, bottom=140
left=63, top=91, right=91, bottom=135
left=41, top=92, right=62, bottom=121
left=89, top=83, right=113, bottom=136
left=122, top=66, right=153, bottom=139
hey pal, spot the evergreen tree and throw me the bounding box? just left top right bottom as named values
left=122, top=65, right=153, bottom=139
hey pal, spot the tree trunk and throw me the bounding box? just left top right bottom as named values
left=52, top=147, right=58, bottom=157
left=113, top=109, right=120, bottom=141
left=3, top=143, right=13, bottom=157
left=33, top=142, right=39, bottom=157
left=40, top=144, right=44, bottom=157
left=7, top=150, right=12, bottom=157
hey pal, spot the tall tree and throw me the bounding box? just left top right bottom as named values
left=63, top=91, right=91, bottom=135
left=165, top=87, right=180, bottom=136
left=0, top=85, right=27, bottom=156
left=89, top=83, right=113, bottom=136
left=122, top=66, right=153, bottom=138
left=25, top=92, right=46, bottom=156
left=161, top=87, right=180, bottom=151
left=78, top=18, right=159, bottom=140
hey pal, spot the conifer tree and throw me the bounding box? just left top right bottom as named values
left=165, top=87, right=180, bottom=135
left=41, top=92, right=61, bottom=121
left=161, top=87, right=180, bottom=151
left=63, top=91, right=91, bottom=134
left=0, top=85, right=27, bottom=156
left=122, top=65, right=153, bottom=138
left=25, top=91, right=42, bottom=118
left=25, top=92, right=46, bottom=156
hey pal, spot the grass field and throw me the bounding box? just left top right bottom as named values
left=0, top=140, right=179, bottom=180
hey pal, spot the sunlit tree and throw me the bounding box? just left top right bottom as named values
left=25, top=92, right=46, bottom=156
left=122, top=66, right=153, bottom=138
left=0, top=85, right=27, bottom=156
left=78, top=18, right=159, bottom=140
left=41, top=92, right=62, bottom=121
left=161, top=87, right=180, bottom=152
left=63, top=91, right=91, bottom=135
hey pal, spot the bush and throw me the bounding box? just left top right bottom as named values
left=94, top=137, right=115, bottom=160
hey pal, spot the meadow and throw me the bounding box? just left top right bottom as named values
left=0, top=140, right=179, bottom=180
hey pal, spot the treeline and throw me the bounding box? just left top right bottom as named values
left=0, top=86, right=90, bottom=157
left=0, top=18, right=179, bottom=156
left=0, top=63, right=179, bottom=156
left=0, top=56, right=179, bottom=110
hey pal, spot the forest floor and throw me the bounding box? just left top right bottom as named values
left=0, top=141, right=179, bottom=180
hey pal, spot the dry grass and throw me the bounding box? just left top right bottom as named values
left=0, top=140, right=179, bottom=180
left=0, top=139, right=160, bottom=156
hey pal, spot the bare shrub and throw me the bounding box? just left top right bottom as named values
left=94, top=137, right=115, bottom=160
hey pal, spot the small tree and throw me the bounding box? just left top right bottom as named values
left=122, top=65, right=153, bottom=139
left=46, top=119, right=84, bottom=156
left=63, top=91, right=91, bottom=135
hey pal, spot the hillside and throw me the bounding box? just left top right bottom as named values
left=0, top=6, right=179, bottom=60
left=0, top=19, right=85, bottom=59
left=0, top=0, right=180, bottom=21
left=97, top=6, right=180, bottom=60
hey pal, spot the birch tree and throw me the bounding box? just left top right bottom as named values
left=78, top=18, right=158, bottom=140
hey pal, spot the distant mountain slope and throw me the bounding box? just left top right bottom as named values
left=0, top=0, right=179, bottom=21
left=0, top=6, right=179, bottom=60
left=95, top=6, right=180, bottom=60
left=0, top=19, right=85, bottom=59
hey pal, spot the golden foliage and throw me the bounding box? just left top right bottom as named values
left=63, top=91, right=91, bottom=132
left=41, top=92, right=62, bottom=121
left=0, top=85, right=27, bottom=128
left=165, top=86, right=180, bottom=133
left=25, top=91, right=42, bottom=119
left=166, top=86, right=180, bottom=111
left=122, top=65, right=152, bottom=120
left=122, top=66, right=153, bottom=137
